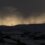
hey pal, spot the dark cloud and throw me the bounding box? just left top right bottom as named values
left=0, top=0, right=45, bottom=18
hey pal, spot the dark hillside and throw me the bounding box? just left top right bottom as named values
left=0, top=24, right=45, bottom=45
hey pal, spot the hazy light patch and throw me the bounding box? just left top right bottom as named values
left=0, top=6, right=45, bottom=26
left=0, top=14, right=45, bottom=26
left=1, top=16, right=23, bottom=26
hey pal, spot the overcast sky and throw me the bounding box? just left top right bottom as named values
left=0, top=0, right=45, bottom=26
left=0, top=0, right=45, bottom=18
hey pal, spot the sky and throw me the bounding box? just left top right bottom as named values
left=0, top=0, right=45, bottom=26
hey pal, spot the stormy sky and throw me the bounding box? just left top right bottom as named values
left=0, top=0, right=45, bottom=26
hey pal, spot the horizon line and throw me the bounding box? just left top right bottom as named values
left=0, top=23, right=45, bottom=26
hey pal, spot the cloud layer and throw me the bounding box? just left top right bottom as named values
left=0, top=14, right=45, bottom=26
left=0, top=7, right=45, bottom=26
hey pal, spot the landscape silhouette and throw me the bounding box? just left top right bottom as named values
left=0, top=24, right=45, bottom=45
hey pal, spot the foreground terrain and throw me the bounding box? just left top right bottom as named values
left=0, top=24, right=45, bottom=45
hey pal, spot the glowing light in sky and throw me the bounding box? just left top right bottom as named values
left=0, top=6, right=45, bottom=26
left=0, top=15, right=45, bottom=26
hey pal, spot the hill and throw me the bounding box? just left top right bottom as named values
left=0, top=24, right=45, bottom=32
left=0, top=24, right=45, bottom=45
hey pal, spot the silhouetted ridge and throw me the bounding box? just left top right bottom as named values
left=0, top=24, right=45, bottom=45
left=0, top=24, right=45, bottom=31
